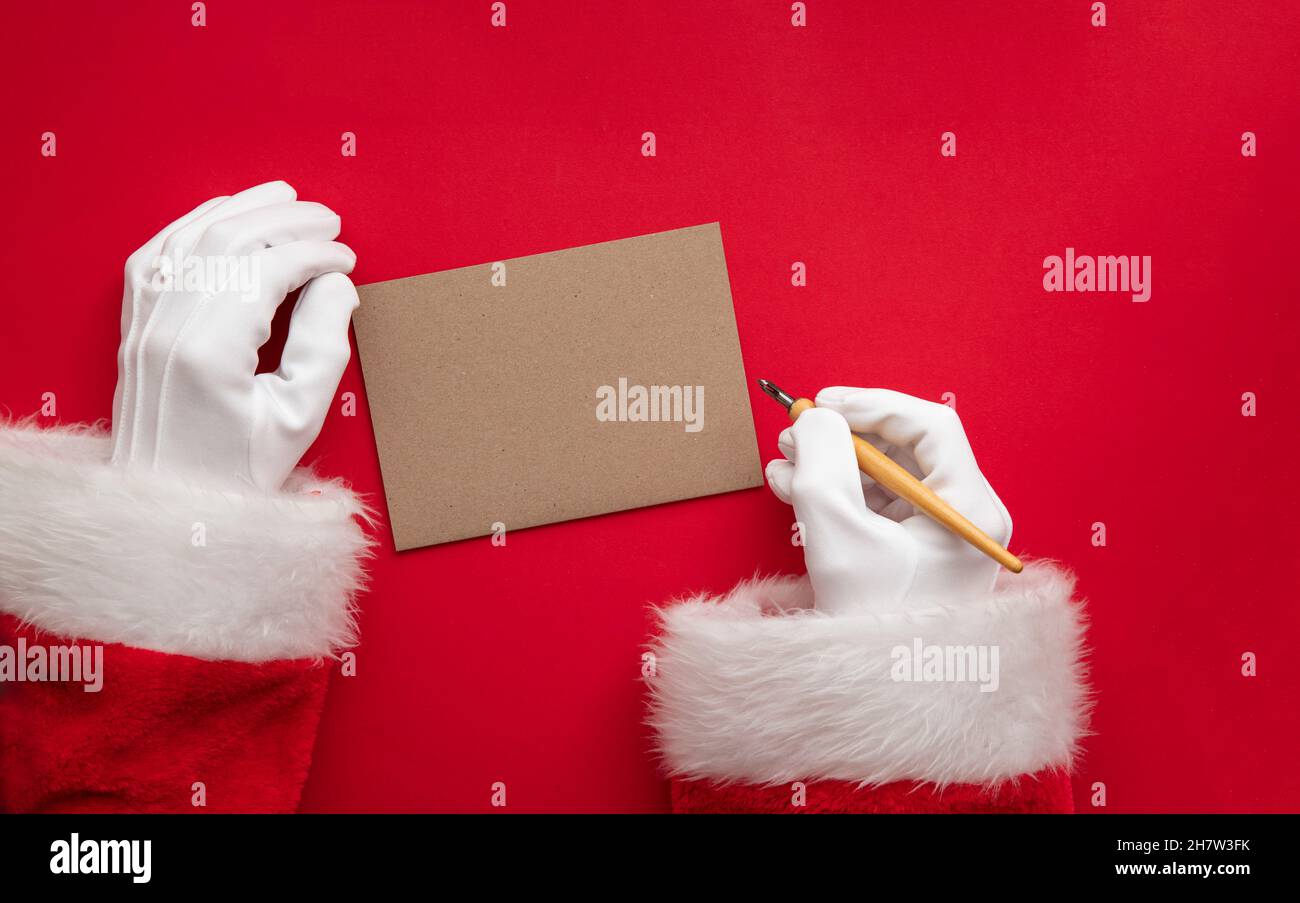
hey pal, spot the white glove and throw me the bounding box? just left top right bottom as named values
left=110, top=181, right=360, bottom=491
left=764, top=387, right=1013, bottom=615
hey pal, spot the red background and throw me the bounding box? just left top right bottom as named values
left=2, top=1, right=1297, bottom=813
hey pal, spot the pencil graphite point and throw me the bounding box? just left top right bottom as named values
left=757, top=378, right=796, bottom=410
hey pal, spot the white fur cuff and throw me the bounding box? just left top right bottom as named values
left=647, top=563, right=1089, bottom=787
left=0, top=423, right=371, bottom=662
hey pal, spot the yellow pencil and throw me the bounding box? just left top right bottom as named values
left=758, top=379, right=1023, bottom=574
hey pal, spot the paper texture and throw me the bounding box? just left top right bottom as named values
left=353, top=223, right=762, bottom=550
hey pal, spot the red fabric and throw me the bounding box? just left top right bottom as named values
left=0, top=614, right=329, bottom=814
left=672, top=769, right=1075, bottom=814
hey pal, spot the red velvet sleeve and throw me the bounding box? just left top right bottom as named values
left=0, top=615, right=332, bottom=813
left=0, top=424, right=371, bottom=815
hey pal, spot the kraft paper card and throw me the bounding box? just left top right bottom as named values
left=353, top=223, right=763, bottom=551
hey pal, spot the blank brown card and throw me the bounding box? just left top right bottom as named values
left=352, top=223, right=763, bottom=550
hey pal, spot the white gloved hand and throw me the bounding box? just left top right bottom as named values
left=764, top=387, right=1013, bottom=615
left=110, top=181, right=360, bottom=491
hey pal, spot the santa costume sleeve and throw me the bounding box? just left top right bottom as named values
left=645, top=563, right=1090, bottom=813
left=0, top=423, right=371, bottom=814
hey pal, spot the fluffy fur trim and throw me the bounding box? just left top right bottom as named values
left=670, top=767, right=1076, bottom=813
left=0, top=422, right=372, bottom=663
left=647, top=562, right=1089, bottom=787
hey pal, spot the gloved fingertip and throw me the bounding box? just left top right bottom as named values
left=307, top=269, right=358, bottom=299
left=764, top=458, right=794, bottom=503
left=243, top=180, right=298, bottom=204
left=791, top=405, right=850, bottom=439
left=813, top=386, right=862, bottom=406
left=335, top=243, right=358, bottom=275
left=776, top=427, right=795, bottom=459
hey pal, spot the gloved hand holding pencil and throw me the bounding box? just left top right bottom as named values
left=646, top=384, right=1089, bottom=814
left=764, top=387, right=1014, bottom=614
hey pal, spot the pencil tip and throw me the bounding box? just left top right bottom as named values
left=757, top=378, right=795, bottom=408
